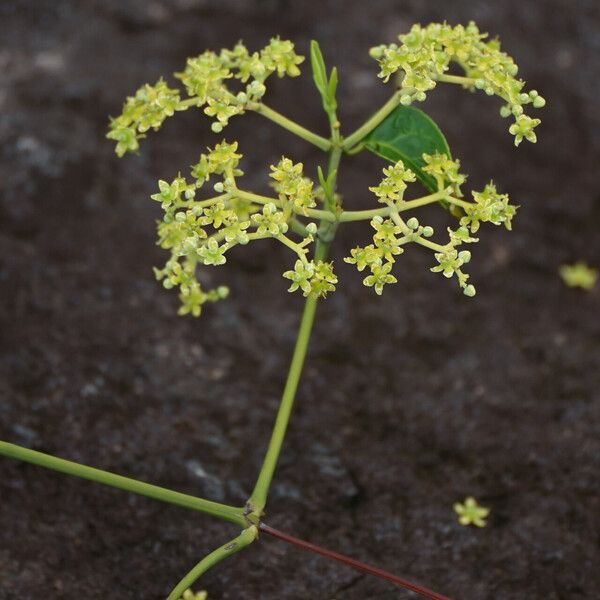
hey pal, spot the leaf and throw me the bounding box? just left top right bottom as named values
left=362, top=105, right=451, bottom=193
left=310, top=40, right=327, bottom=95
left=326, top=67, right=338, bottom=112
left=317, top=165, right=327, bottom=190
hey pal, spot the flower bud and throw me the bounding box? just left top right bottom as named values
left=369, top=45, right=385, bottom=59
left=532, top=95, right=546, bottom=108
left=211, top=122, right=223, bottom=133
left=499, top=105, right=512, bottom=118
left=407, top=217, right=419, bottom=230
left=458, top=250, right=471, bottom=263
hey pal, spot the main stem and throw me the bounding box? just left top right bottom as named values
left=248, top=128, right=342, bottom=514
left=0, top=441, right=246, bottom=528
left=247, top=263, right=322, bottom=514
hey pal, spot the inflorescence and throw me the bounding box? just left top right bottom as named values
left=108, top=38, right=304, bottom=156
left=369, top=21, right=545, bottom=145
left=107, top=24, right=540, bottom=316
left=345, top=154, right=516, bottom=298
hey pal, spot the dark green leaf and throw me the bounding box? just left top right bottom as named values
left=362, top=105, right=451, bottom=193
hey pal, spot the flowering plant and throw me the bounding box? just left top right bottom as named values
left=1, top=23, right=544, bottom=600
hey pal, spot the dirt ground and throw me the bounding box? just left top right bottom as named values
left=1, top=1, right=599, bottom=599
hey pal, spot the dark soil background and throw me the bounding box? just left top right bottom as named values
left=1, top=1, right=599, bottom=599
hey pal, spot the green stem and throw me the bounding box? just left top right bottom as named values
left=325, top=145, right=343, bottom=210
left=437, top=73, right=475, bottom=86
left=234, top=189, right=280, bottom=206
left=248, top=113, right=342, bottom=516
left=338, top=206, right=388, bottom=222
left=0, top=441, right=246, bottom=528
left=342, top=90, right=403, bottom=151
left=248, top=288, right=320, bottom=514
left=166, top=526, right=257, bottom=600
left=276, top=233, right=309, bottom=260
left=235, top=189, right=337, bottom=223
left=289, top=218, right=310, bottom=237
left=250, top=103, right=331, bottom=151
left=400, top=190, right=449, bottom=211
left=337, top=190, right=447, bottom=223
left=414, top=237, right=448, bottom=252
left=445, top=194, right=473, bottom=209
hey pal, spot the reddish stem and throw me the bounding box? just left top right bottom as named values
left=259, top=522, right=453, bottom=600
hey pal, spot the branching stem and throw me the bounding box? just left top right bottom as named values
left=166, top=526, right=258, bottom=600
left=248, top=138, right=340, bottom=514
left=0, top=441, right=246, bottom=528
left=342, top=90, right=404, bottom=151
left=250, top=102, right=331, bottom=151
left=338, top=190, right=448, bottom=222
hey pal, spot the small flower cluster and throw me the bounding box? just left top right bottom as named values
left=151, top=142, right=335, bottom=315
left=107, top=39, right=304, bottom=154
left=369, top=161, right=416, bottom=203
left=107, top=79, right=183, bottom=156
left=270, top=157, right=317, bottom=215
left=430, top=244, right=476, bottom=297
left=369, top=22, right=544, bottom=145
left=422, top=152, right=466, bottom=197
left=346, top=157, right=517, bottom=297
left=178, top=38, right=303, bottom=133
left=283, top=259, right=338, bottom=298
left=460, top=182, right=517, bottom=232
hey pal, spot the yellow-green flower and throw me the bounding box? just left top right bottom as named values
left=559, top=262, right=598, bottom=290
left=453, top=496, right=489, bottom=527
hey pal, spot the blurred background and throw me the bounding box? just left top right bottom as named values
left=1, top=1, right=599, bottom=598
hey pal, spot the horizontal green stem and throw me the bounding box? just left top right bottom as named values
left=414, top=237, right=447, bottom=252
left=445, top=194, right=472, bottom=209
left=338, top=206, right=389, bottom=222
left=250, top=103, right=331, bottom=151
left=235, top=189, right=337, bottom=223
left=338, top=191, right=447, bottom=223
left=234, top=189, right=279, bottom=206
left=166, top=526, right=257, bottom=600
left=0, top=441, right=246, bottom=528
left=178, top=98, right=203, bottom=109
left=437, top=73, right=475, bottom=86
left=401, top=190, right=449, bottom=211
